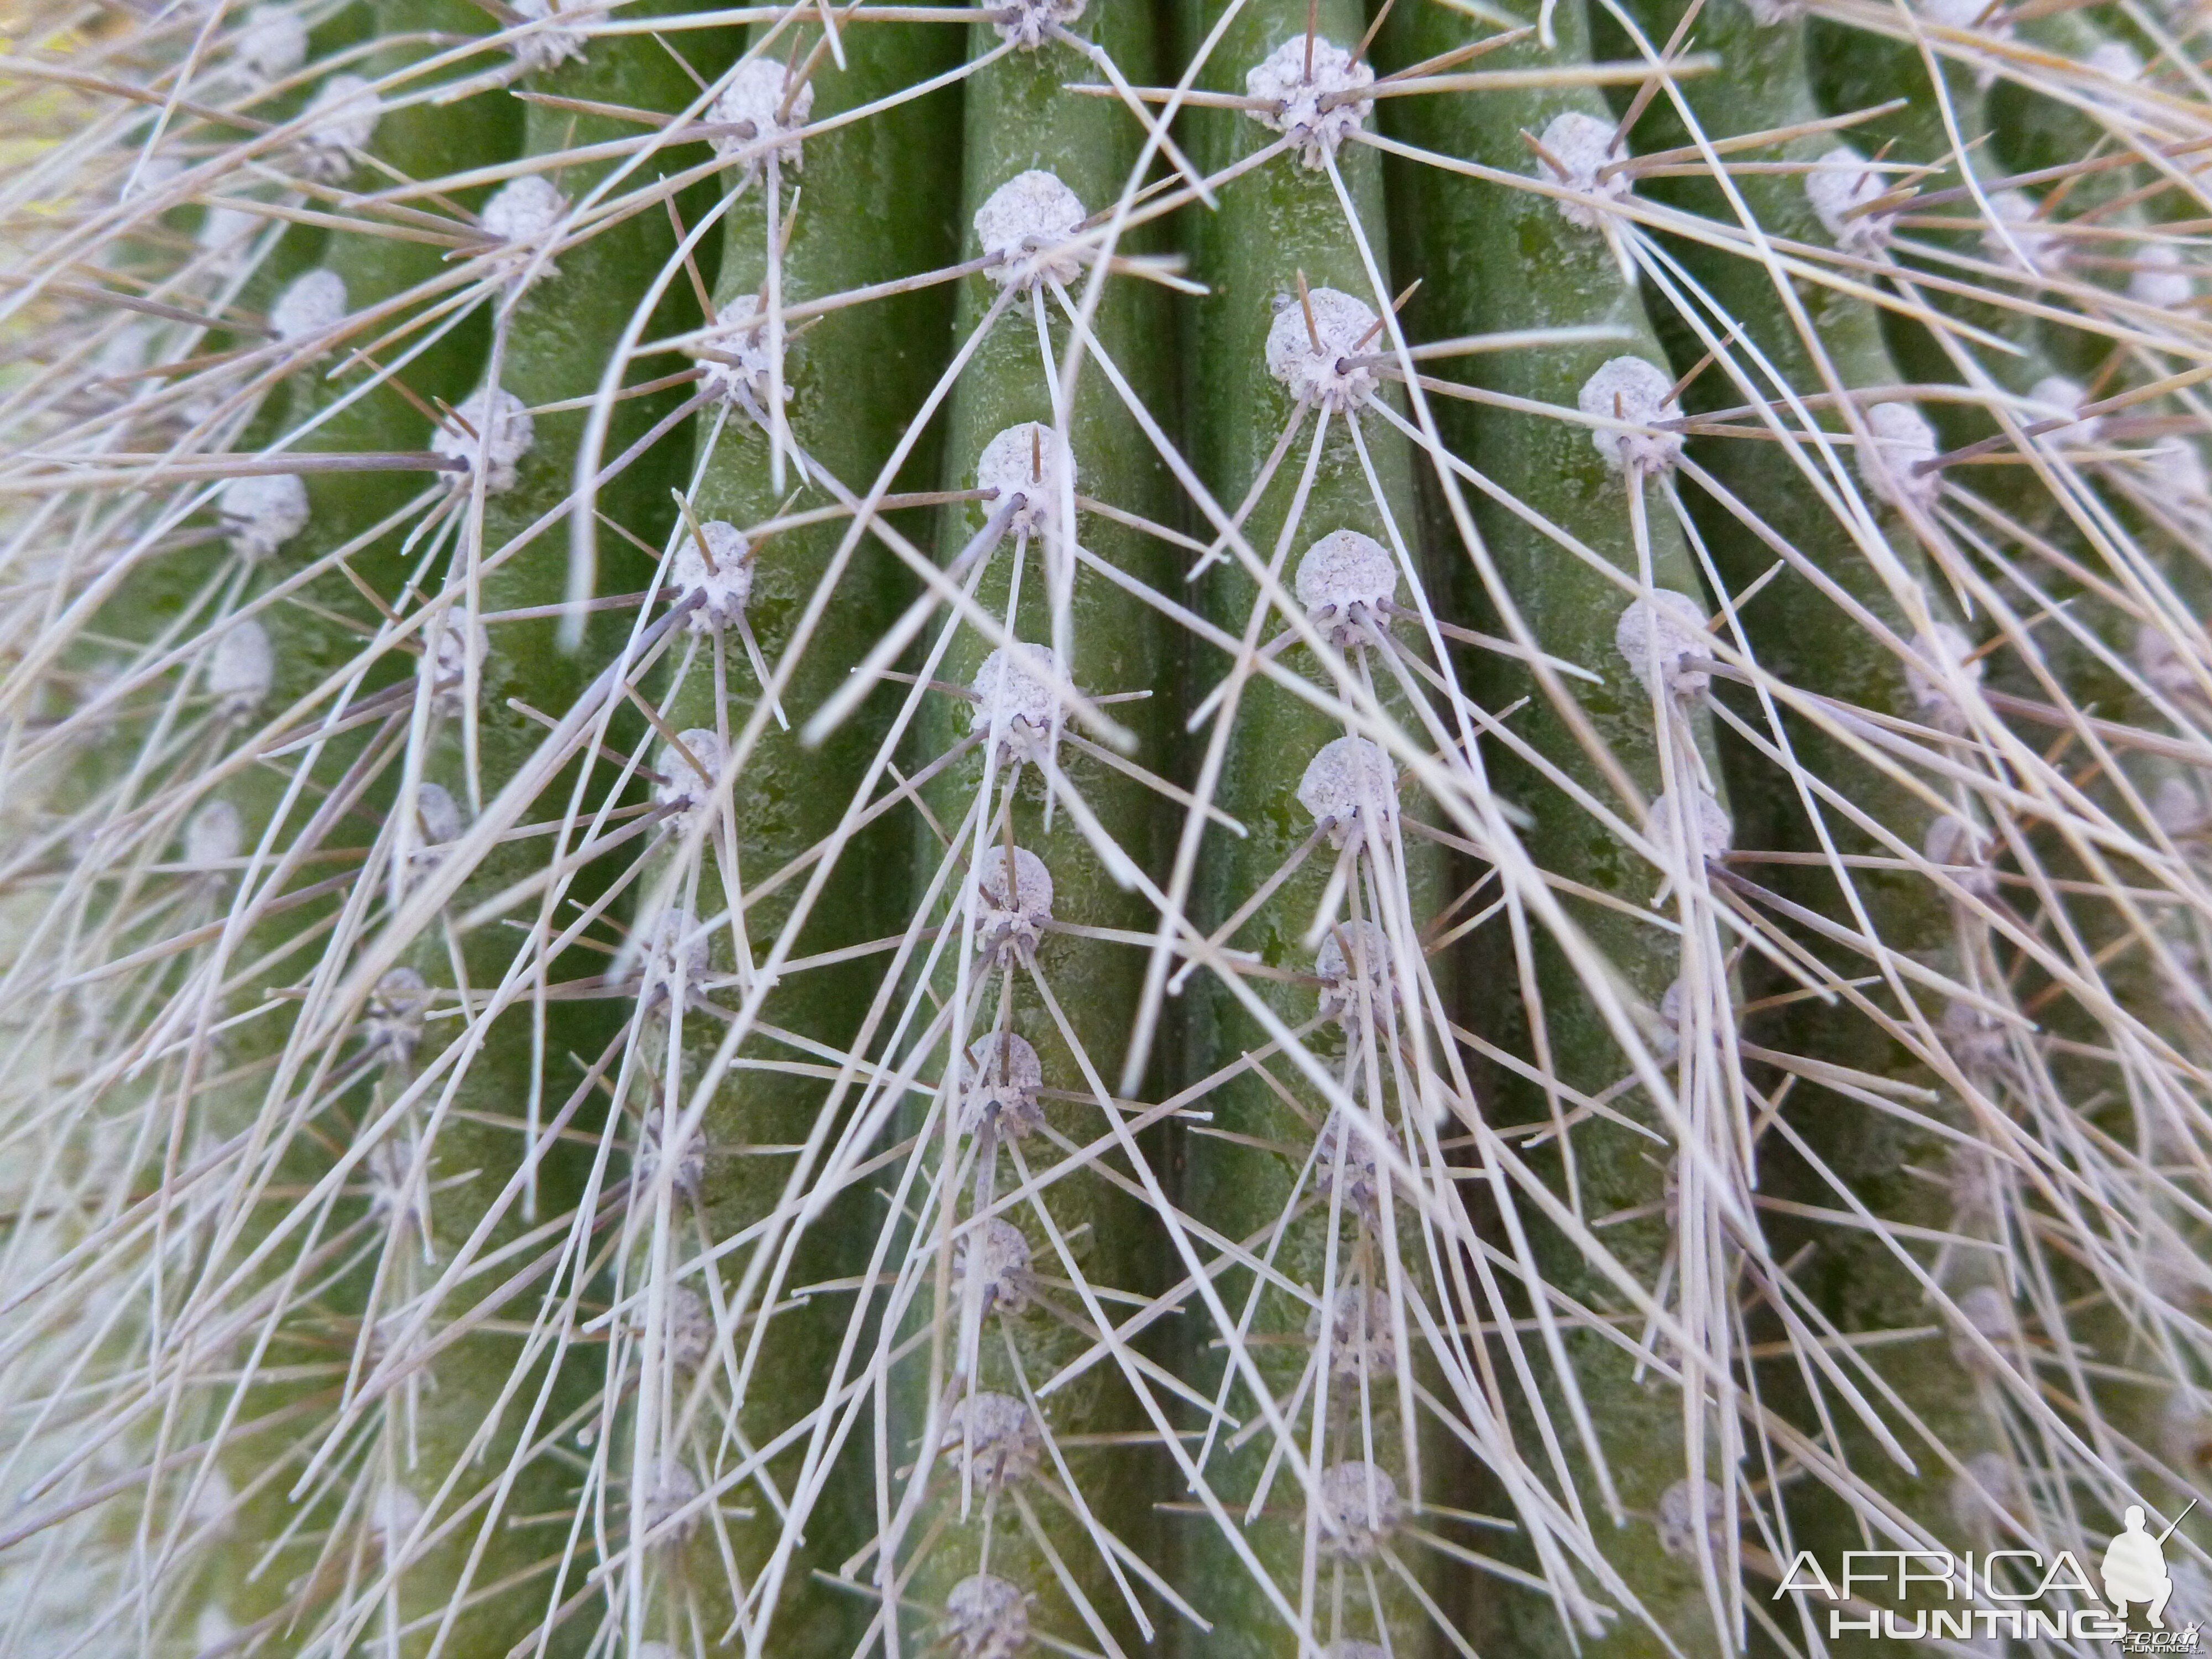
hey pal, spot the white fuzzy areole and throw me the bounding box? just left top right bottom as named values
left=973, top=843, right=1055, bottom=964
left=483, top=175, right=567, bottom=294
left=185, top=799, right=243, bottom=870
left=1656, top=1479, right=1726, bottom=1561
left=507, top=0, right=589, bottom=72
left=948, top=1392, right=1042, bottom=1488
left=369, top=1484, right=423, bottom=1556
left=218, top=471, right=309, bottom=560
left=2026, top=374, right=2104, bottom=446
left=977, top=852, right=1054, bottom=947
left=1646, top=975, right=1687, bottom=1065
left=2152, top=439, right=2210, bottom=502
left=1743, top=0, right=1804, bottom=23
left=953, top=1217, right=1032, bottom=1314
left=1804, top=145, right=1896, bottom=259
left=2156, top=774, right=2211, bottom=839
left=634, top=1284, right=713, bottom=1376
left=236, top=4, right=308, bottom=82
left=433, top=387, right=534, bottom=494
left=976, top=422, right=1076, bottom=536
left=671, top=520, right=753, bottom=633
left=1947, top=1452, right=2021, bottom=1543
left=975, top=169, right=1087, bottom=291
left=1297, top=734, right=1399, bottom=848
left=942, top=1574, right=1030, bottom=1659
left=2162, top=1389, right=2212, bottom=1474
left=1314, top=919, right=1398, bottom=1035
left=1905, top=621, right=1982, bottom=731
left=298, top=75, right=380, bottom=180
left=960, top=1030, right=1045, bottom=1139
left=270, top=268, right=347, bottom=345
left=209, top=619, right=274, bottom=716
left=1243, top=35, right=1375, bottom=168
left=1534, top=109, right=1633, bottom=229
left=2138, top=619, right=2207, bottom=703
left=93, top=325, right=149, bottom=387
left=483, top=174, right=568, bottom=244
left=1313, top=1461, right=1401, bottom=1559
left=696, top=294, right=783, bottom=411
left=1858, top=400, right=1940, bottom=513
left=640, top=1459, right=702, bottom=1543
left=638, top=1103, right=705, bottom=1201
left=1614, top=589, right=1711, bottom=698
left=1949, top=1284, right=2016, bottom=1373
left=1924, top=813, right=1998, bottom=899
left=2088, top=38, right=2143, bottom=81
left=1944, top=1141, right=2005, bottom=1233
left=197, top=201, right=262, bottom=256
left=1295, top=529, right=1397, bottom=643
left=413, top=781, right=465, bottom=847
left=970, top=643, right=1061, bottom=762
left=1646, top=786, right=1731, bottom=865
left=401, top=783, right=462, bottom=884
left=2131, top=241, right=2195, bottom=309
left=422, top=617, right=489, bottom=717
left=1305, top=1286, right=1396, bottom=1378
left=1265, top=285, right=1381, bottom=412
left=655, top=728, right=726, bottom=818
left=639, top=906, right=711, bottom=1006
left=1314, top=1105, right=1397, bottom=1218
left=364, top=966, right=430, bottom=1062
left=1941, top=998, right=2009, bottom=1084
left=709, top=57, right=813, bottom=175
left=364, top=1140, right=426, bottom=1237
left=1981, top=188, right=2062, bottom=274
left=126, top=152, right=183, bottom=200
left=1578, top=356, right=1682, bottom=474
left=977, top=845, right=1053, bottom=922
left=1916, top=0, right=1999, bottom=26
left=990, top=0, right=1083, bottom=48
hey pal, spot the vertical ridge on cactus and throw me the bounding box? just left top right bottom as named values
left=1171, top=0, right=1457, bottom=1646
left=9, top=0, right=2212, bottom=1651
left=1605, top=0, right=2025, bottom=1603
left=1377, top=0, right=1748, bottom=1645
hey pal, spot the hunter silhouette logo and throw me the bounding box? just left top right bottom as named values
left=1773, top=1497, right=2201, bottom=1645
left=2103, top=1506, right=2177, bottom=1629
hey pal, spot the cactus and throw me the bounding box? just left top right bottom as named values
left=8, top=0, right=2212, bottom=1652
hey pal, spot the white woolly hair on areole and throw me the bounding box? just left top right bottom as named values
left=974, top=168, right=1088, bottom=290
left=708, top=54, right=814, bottom=174
left=1243, top=34, right=1374, bottom=167
left=431, top=385, right=534, bottom=493
left=1533, top=108, right=1635, bottom=228
left=669, top=519, right=754, bottom=632
left=1804, top=143, right=1898, bottom=257
left=269, top=267, right=347, bottom=345
left=1265, top=283, right=1382, bottom=411
left=1579, top=354, right=1683, bottom=473
left=975, top=420, right=1075, bottom=536
left=1614, top=587, right=1712, bottom=698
